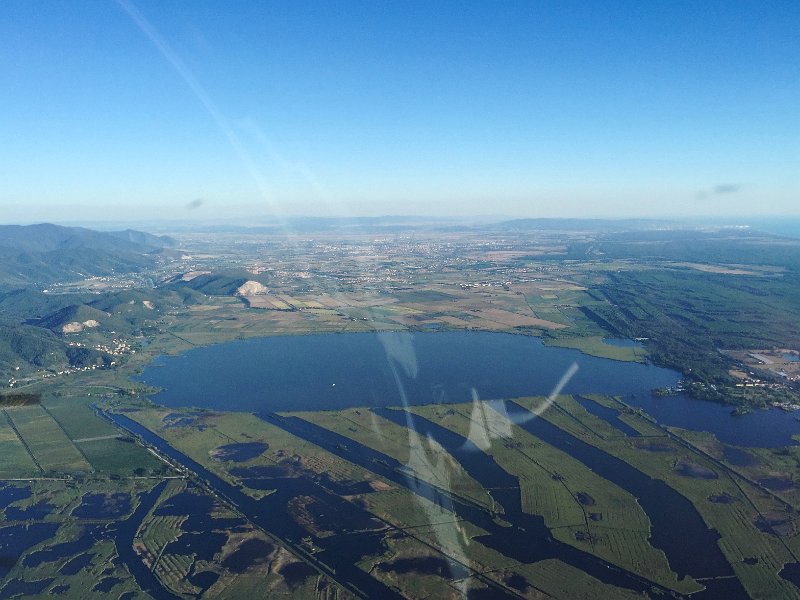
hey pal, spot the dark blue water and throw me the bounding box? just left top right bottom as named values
left=93, top=578, right=123, bottom=593
left=780, top=562, right=800, bottom=592
left=722, top=447, right=758, bottom=467
left=140, top=331, right=676, bottom=409
left=573, top=396, right=641, bottom=437
left=60, top=553, right=94, bottom=576
left=0, top=578, right=54, bottom=597
left=0, top=483, right=32, bottom=511
left=140, top=331, right=680, bottom=409
left=72, top=492, right=131, bottom=519
left=4, top=501, right=55, bottom=521
left=24, top=525, right=102, bottom=568
left=139, top=331, right=800, bottom=447
left=210, top=442, right=268, bottom=463
left=0, top=523, right=59, bottom=579
left=623, top=392, right=799, bottom=448
left=109, top=481, right=181, bottom=600
left=784, top=353, right=799, bottom=363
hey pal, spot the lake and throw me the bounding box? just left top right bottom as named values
left=140, top=331, right=675, bottom=409
left=139, top=331, right=800, bottom=447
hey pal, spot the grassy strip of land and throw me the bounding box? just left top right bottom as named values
left=123, top=405, right=387, bottom=498
left=0, top=409, right=41, bottom=476
left=544, top=335, right=646, bottom=362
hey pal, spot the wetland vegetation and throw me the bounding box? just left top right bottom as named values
left=1, top=220, right=800, bottom=599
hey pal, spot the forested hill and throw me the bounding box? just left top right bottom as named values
left=0, top=223, right=176, bottom=285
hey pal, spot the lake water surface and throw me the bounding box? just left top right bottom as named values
left=139, top=331, right=800, bottom=447
left=141, top=331, right=674, bottom=409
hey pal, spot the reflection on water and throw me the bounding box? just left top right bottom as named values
left=140, top=331, right=800, bottom=447
left=140, top=331, right=679, bottom=412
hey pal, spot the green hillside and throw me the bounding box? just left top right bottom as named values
left=168, top=273, right=250, bottom=296
left=33, top=304, right=119, bottom=333
left=0, top=323, right=109, bottom=374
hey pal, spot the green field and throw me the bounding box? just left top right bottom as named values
left=3, top=404, right=90, bottom=474
left=0, top=409, right=40, bottom=476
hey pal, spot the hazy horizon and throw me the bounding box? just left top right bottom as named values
left=6, top=213, right=800, bottom=237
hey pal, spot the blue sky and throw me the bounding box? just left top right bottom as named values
left=1, top=0, right=798, bottom=222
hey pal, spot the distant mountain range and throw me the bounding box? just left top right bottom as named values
left=0, top=223, right=176, bottom=285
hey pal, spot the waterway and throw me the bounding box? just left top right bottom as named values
left=109, top=480, right=181, bottom=600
